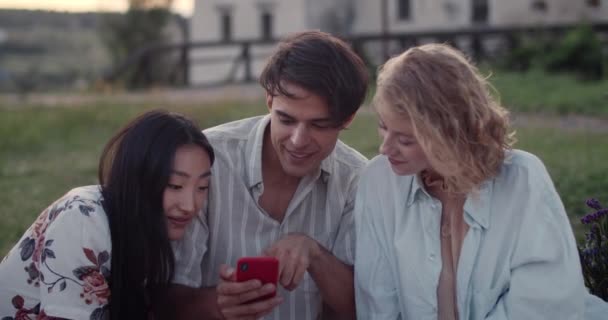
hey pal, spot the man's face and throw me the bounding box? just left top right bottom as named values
left=266, top=83, right=351, bottom=178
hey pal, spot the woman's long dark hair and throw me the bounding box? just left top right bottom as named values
left=98, top=110, right=214, bottom=320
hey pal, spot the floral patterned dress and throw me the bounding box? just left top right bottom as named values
left=0, top=186, right=111, bottom=320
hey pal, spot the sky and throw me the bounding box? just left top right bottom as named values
left=0, top=0, right=194, bottom=16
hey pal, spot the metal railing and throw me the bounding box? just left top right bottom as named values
left=104, top=23, right=608, bottom=88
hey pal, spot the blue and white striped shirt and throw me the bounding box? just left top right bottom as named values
left=173, top=115, right=367, bottom=320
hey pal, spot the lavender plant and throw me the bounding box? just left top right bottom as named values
left=579, top=198, right=608, bottom=301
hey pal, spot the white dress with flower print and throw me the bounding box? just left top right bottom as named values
left=0, top=186, right=111, bottom=320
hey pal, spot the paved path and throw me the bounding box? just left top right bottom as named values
left=0, top=84, right=266, bottom=108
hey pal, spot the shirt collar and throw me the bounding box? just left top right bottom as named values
left=463, top=181, right=492, bottom=229
left=244, top=115, right=269, bottom=189
left=407, top=173, right=492, bottom=230
left=406, top=173, right=426, bottom=207
left=244, top=115, right=333, bottom=189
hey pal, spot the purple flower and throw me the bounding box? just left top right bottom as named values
left=581, top=209, right=608, bottom=224
left=581, top=213, right=597, bottom=224
left=586, top=198, right=603, bottom=210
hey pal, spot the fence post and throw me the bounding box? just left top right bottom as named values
left=242, top=43, right=252, bottom=82
left=182, top=42, right=190, bottom=86
left=471, top=34, right=482, bottom=63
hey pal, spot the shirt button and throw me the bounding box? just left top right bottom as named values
left=429, top=253, right=436, bottom=261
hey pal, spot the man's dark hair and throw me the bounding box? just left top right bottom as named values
left=98, top=109, right=214, bottom=320
left=260, top=30, right=369, bottom=126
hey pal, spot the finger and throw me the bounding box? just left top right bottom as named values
left=255, top=300, right=282, bottom=319
left=219, top=264, right=236, bottom=281
left=286, top=263, right=307, bottom=291
left=217, top=279, right=262, bottom=296
left=218, top=283, right=277, bottom=307
left=280, top=251, right=297, bottom=288
left=222, top=296, right=283, bottom=318
left=272, top=249, right=288, bottom=282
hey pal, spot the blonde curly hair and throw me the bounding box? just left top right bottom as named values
left=373, top=43, right=516, bottom=194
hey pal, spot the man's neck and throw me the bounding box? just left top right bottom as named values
left=261, top=126, right=301, bottom=188
left=258, top=127, right=301, bottom=222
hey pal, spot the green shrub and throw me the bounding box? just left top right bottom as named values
left=501, top=33, right=548, bottom=71
left=544, top=24, right=604, bottom=80
left=502, top=25, right=605, bottom=80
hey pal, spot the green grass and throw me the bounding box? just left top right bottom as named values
left=488, top=68, right=608, bottom=116
left=0, top=102, right=265, bottom=255
left=1, top=102, right=607, bottom=256
left=366, top=68, right=608, bottom=117
left=514, top=127, right=608, bottom=237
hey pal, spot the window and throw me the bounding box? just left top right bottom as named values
left=261, top=12, right=273, bottom=40
left=472, top=0, right=488, bottom=23
left=397, top=0, right=410, bottom=21
left=220, top=11, right=232, bottom=42
left=531, top=0, right=547, bottom=12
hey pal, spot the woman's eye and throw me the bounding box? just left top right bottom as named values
left=312, top=123, right=331, bottom=129
left=398, top=138, right=414, bottom=146
left=198, top=186, right=209, bottom=192
left=167, top=184, right=182, bottom=190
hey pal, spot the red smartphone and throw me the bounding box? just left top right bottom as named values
left=236, top=256, right=279, bottom=303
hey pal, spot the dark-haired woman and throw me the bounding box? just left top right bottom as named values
left=0, top=110, right=214, bottom=320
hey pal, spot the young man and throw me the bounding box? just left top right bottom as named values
left=170, top=31, right=369, bottom=320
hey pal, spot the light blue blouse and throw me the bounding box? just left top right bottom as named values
left=354, top=150, right=588, bottom=319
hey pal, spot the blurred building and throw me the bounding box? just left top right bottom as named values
left=0, top=28, right=6, bottom=44
left=189, top=0, right=608, bottom=85
left=354, top=0, right=608, bottom=33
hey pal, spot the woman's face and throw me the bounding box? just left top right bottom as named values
left=163, top=144, right=212, bottom=240
left=376, top=103, right=431, bottom=176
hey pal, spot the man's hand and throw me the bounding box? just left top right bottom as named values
left=263, top=233, right=322, bottom=291
left=216, top=264, right=283, bottom=320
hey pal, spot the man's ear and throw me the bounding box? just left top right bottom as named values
left=340, top=113, right=356, bottom=130
left=266, top=93, right=273, bottom=113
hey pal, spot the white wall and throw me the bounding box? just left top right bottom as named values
left=305, top=0, right=358, bottom=34
left=492, top=0, right=608, bottom=26
left=352, top=0, right=608, bottom=34
left=190, top=0, right=312, bottom=85
left=191, top=0, right=310, bottom=42
left=353, top=0, right=473, bottom=34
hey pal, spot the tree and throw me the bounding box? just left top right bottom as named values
left=319, top=0, right=356, bottom=36
left=100, top=0, right=175, bottom=88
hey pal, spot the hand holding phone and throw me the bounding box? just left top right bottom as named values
left=216, top=262, right=283, bottom=318
left=236, top=256, right=279, bottom=302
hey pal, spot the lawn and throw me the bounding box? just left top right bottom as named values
left=1, top=101, right=607, bottom=255
left=365, top=68, right=608, bottom=117
left=488, top=68, right=608, bottom=116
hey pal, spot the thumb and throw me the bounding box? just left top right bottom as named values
left=219, top=264, right=236, bottom=281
